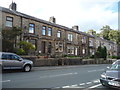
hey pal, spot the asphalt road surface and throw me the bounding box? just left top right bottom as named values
left=2, top=64, right=113, bottom=89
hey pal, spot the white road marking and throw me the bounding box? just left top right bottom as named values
left=54, top=87, right=60, bottom=89
left=86, top=82, right=92, bottom=84
left=97, top=69, right=105, bottom=71
left=71, top=84, right=77, bottom=87
left=83, top=84, right=102, bottom=90
left=89, top=84, right=102, bottom=88
left=88, top=69, right=105, bottom=72
left=0, top=80, right=11, bottom=83
left=39, top=72, right=78, bottom=78
left=88, top=70, right=96, bottom=72
left=69, top=86, right=84, bottom=88
left=93, top=79, right=100, bottom=83
left=62, top=85, right=84, bottom=88
left=62, top=86, right=70, bottom=88
left=59, top=79, right=101, bottom=89
left=79, top=83, right=85, bottom=85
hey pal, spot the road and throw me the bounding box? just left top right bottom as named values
left=2, top=64, right=111, bottom=89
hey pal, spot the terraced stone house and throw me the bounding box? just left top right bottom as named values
left=0, top=2, right=118, bottom=57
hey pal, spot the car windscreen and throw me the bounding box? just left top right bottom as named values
left=110, top=64, right=120, bottom=70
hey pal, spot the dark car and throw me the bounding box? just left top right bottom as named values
left=0, top=52, right=33, bottom=72
left=100, top=60, right=120, bottom=89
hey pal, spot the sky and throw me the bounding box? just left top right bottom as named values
left=0, top=0, right=119, bottom=33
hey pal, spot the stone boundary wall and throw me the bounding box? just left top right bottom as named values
left=21, top=56, right=115, bottom=67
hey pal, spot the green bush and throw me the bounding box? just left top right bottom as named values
left=15, top=48, right=25, bottom=55
left=65, top=55, right=80, bottom=58
left=63, top=54, right=67, bottom=57
left=90, top=55, right=95, bottom=58
left=17, top=41, right=35, bottom=55
left=109, top=56, right=120, bottom=59
left=95, top=46, right=107, bottom=60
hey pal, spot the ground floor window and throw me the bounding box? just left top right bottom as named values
left=67, top=46, right=74, bottom=54
left=90, top=49, right=95, bottom=55
left=75, top=48, right=78, bottom=55
left=55, top=41, right=63, bottom=52
left=29, top=39, right=36, bottom=48
left=82, top=48, right=86, bottom=55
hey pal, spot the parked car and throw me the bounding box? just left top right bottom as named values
left=100, top=60, right=120, bottom=89
left=0, top=52, right=33, bottom=72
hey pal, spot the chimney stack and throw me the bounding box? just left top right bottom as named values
left=9, top=2, right=17, bottom=11
left=72, top=25, right=79, bottom=31
left=49, top=16, right=56, bottom=23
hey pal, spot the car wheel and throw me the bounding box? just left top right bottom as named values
left=23, top=65, right=31, bottom=72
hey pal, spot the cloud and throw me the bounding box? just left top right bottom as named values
left=0, top=0, right=118, bottom=32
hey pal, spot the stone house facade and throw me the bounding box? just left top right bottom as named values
left=95, top=37, right=118, bottom=57
left=0, top=2, right=119, bottom=57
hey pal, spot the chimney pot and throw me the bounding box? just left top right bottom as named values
left=9, top=2, right=17, bottom=11
left=49, top=16, right=56, bottom=23
left=72, top=25, right=79, bottom=31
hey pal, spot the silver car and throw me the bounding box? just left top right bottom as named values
left=100, top=60, right=120, bottom=89
left=0, top=52, right=33, bottom=72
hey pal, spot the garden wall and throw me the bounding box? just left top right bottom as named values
left=21, top=56, right=114, bottom=67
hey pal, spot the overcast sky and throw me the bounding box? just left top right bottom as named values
left=0, top=0, right=119, bottom=33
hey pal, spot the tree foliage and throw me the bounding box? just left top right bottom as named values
left=100, top=25, right=112, bottom=40
left=87, top=29, right=96, bottom=35
left=95, top=46, right=107, bottom=60
left=87, top=25, right=120, bottom=45
left=2, top=27, right=22, bottom=52
left=17, top=41, right=35, bottom=55
left=109, top=30, right=120, bottom=44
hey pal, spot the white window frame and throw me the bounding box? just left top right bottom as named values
left=6, top=16, right=13, bottom=27
left=57, top=30, right=61, bottom=38
left=68, top=34, right=73, bottom=41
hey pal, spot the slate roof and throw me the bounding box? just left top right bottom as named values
left=0, top=6, right=116, bottom=44
left=95, top=36, right=115, bottom=44
left=0, top=6, right=95, bottom=38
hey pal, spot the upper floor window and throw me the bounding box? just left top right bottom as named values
left=68, top=34, right=73, bottom=41
left=29, top=24, right=35, bottom=33
left=76, top=34, right=78, bottom=40
left=42, top=26, right=46, bottom=35
left=82, top=37, right=86, bottom=43
left=6, top=16, right=13, bottom=27
left=48, top=27, right=52, bottom=36
left=57, top=30, right=61, bottom=38
left=89, top=40, right=93, bottom=46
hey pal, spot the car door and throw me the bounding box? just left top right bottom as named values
left=9, top=54, right=24, bottom=69
left=2, top=54, right=23, bottom=69
left=2, top=54, right=11, bottom=69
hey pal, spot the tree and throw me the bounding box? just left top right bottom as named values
left=96, top=46, right=102, bottom=58
left=101, top=46, right=107, bottom=60
left=17, top=41, right=35, bottom=55
left=109, top=30, right=120, bottom=44
left=100, top=25, right=112, bottom=40
left=87, top=29, right=96, bottom=36
left=103, top=46, right=107, bottom=60
left=2, top=27, right=22, bottom=52
left=95, top=46, right=107, bottom=59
